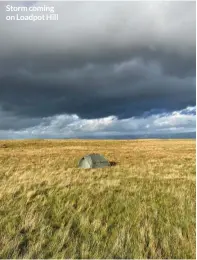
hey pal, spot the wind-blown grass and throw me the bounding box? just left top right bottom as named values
left=0, top=139, right=195, bottom=258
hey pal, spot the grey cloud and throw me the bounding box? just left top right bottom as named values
left=0, top=1, right=195, bottom=129
left=0, top=107, right=41, bottom=130
left=0, top=58, right=195, bottom=120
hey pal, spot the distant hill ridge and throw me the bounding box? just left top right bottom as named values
left=72, top=132, right=196, bottom=140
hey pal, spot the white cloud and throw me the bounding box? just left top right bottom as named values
left=0, top=106, right=195, bottom=139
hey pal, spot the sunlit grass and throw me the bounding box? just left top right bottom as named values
left=0, top=139, right=195, bottom=258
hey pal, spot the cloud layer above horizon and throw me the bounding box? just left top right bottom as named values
left=0, top=1, right=196, bottom=138
left=0, top=106, right=196, bottom=139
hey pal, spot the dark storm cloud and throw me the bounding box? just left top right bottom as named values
left=0, top=1, right=195, bottom=130
left=1, top=64, right=195, bottom=119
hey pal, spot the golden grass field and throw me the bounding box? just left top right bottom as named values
left=0, top=139, right=196, bottom=259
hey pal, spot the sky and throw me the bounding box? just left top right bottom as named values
left=0, top=1, right=196, bottom=139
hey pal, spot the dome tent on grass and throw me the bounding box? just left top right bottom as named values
left=78, top=153, right=110, bottom=169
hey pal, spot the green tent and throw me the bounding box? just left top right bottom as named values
left=78, top=154, right=110, bottom=169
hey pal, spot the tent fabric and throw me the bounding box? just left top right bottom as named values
left=78, top=154, right=110, bottom=168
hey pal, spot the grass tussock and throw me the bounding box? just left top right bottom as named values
left=0, top=139, right=196, bottom=259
